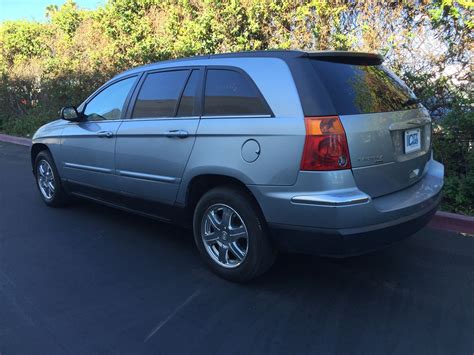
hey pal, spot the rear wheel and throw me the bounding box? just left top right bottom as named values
left=193, top=186, right=276, bottom=282
left=34, top=150, right=69, bottom=207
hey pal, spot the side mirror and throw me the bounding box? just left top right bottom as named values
left=60, top=106, right=81, bottom=121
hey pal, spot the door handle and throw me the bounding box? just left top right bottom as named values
left=165, top=130, right=189, bottom=138
left=97, top=131, right=114, bottom=138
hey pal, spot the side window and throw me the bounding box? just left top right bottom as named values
left=177, top=70, right=200, bottom=117
left=132, top=70, right=189, bottom=118
left=204, top=69, right=270, bottom=116
left=84, top=76, right=136, bottom=120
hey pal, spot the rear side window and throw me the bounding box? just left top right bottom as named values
left=177, top=70, right=200, bottom=117
left=204, top=69, right=270, bottom=116
left=310, top=60, right=418, bottom=115
left=133, top=70, right=189, bottom=118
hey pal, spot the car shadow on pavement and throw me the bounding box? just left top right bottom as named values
left=67, top=198, right=473, bottom=353
left=73, top=195, right=474, bottom=303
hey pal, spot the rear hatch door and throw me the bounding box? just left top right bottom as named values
left=309, top=57, right=431, bottom=197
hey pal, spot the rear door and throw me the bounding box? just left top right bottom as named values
left=115, top=68, right=202, bottom=204
left=309, top=58, right=431, bottom=197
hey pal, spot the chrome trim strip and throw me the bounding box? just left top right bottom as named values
left=291, top=191, right=370, bottom=207
left=114, top=133, right=195, bottom=138
left=117, top=170, right=178, bottom=183
left=64, top=162, right=113, bottom=174
left=201, top=114, right=272, bottom=119
left=389, top=117, right=431, bottom=131
left=121, top=116, right=200, bottom=122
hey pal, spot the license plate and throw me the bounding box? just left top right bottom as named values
left=404, top=128, right=421, bottom=153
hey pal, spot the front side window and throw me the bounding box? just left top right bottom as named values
left=132, top=70, right=190, bottom=118
left=84, top=76, right=136, bottom=120
left=204, top=69, right=270, bottom=116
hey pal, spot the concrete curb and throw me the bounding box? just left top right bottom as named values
left=0, top=133, right=32, bottom=147
left=0, top=133, right=472, bottom=234
left=429, top=211, right=474, bottom=235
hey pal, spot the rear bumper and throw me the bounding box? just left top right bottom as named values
left=248, top=158, right=444, bottom=257
left=269, top=193, right=440, bottom=256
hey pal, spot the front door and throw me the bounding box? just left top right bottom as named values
left=60, top=76, right=138, bottom=191
left=115, top=68, right=202, bottom=204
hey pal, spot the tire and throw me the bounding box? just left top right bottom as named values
left=34, top=150, right=69, bottom=207
left=193, top=185, right=276, bottom=282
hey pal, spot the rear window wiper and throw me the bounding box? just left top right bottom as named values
left=402, top=98, right=421, bottom=107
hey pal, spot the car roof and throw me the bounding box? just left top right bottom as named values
left=110, top=50, right=385, bottom=117
left=115, top=50, right=383, bottom=78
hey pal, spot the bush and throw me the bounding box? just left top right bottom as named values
left=0, top=65, right=111, bottom=136
left=432, top=101, right=474, bottom=215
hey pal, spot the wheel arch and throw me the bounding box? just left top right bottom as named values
left=30, top=143, right=50, bottom=171
left=183, top=174, right=266, bottom=225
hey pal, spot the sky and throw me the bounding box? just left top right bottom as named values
left=0, top=0, right=104, bottom=22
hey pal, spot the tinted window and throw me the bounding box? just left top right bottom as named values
left=84, top=77, right=136, bottom=120
left=177, top=70, right=200, bottom=117
left=310, top=60, right=418, bottom=115
left=204, top=69, right=269, bottom=116
left=133, top=70, right=189, bottom=118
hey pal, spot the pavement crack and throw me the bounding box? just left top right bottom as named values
left=144, top=287, right=201, bottom=343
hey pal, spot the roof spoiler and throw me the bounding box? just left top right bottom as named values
left=302, top=51, right=384, bottom=65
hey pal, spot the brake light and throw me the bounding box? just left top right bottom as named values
left=300, top=116, right=351, bottom=171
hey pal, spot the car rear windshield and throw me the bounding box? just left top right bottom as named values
left=310, top=59, right=418, bottom=115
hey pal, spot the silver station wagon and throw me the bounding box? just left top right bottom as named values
left=31, top=50, right=444, bottom=282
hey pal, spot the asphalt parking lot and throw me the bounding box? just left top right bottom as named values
left=0, top=141, right=473, bottom=354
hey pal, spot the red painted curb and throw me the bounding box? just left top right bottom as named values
left=0, top=133, right=31, bottom=147
left=429, top=211, right=474, bottom=235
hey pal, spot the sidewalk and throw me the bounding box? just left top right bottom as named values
left=0, top=133, right=31, bottom=146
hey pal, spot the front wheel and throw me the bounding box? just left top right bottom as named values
left=35, top=150, right=69, bottom=207
left=193, top=186, right=276, bottom=282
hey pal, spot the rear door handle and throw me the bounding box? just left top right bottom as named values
left=97, top=131, right=114, bottom=138
left=165, top=130, right=189, bottom=138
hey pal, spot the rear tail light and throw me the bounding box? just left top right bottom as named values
left=300, top=116, right=351, bottom=171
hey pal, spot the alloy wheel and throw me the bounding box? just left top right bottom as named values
left=37, top=159, right=55, bottom=200
left=201, top=203, right=249, bottom=268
